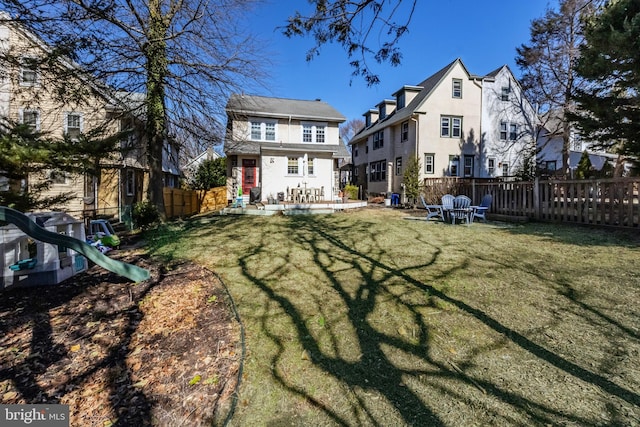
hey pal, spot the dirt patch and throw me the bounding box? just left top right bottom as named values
left=0, top=242, right=242, bottom=426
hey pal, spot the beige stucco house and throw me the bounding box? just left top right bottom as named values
left=0, top=15, right=180, bottom=219
left=224, top=94, right=349, bottom=203
left=349, top=58, right=539, bottom=196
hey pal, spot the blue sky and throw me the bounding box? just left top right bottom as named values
left=245, top=1, right=557, bottom=121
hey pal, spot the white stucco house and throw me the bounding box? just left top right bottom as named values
left=481, top=65, right=539, bottom=178
left=349, top=59, right=539, bottom=196
left=224, top=94, right=349, bottom=203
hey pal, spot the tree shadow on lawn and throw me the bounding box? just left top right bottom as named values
left=0, top=258, right=159, bottom=426
left=236, top=214, right=640, bottom=426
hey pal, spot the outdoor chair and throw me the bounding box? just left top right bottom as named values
left=451, top=195, right=472, bottom=225
left=420, top=195, right=444, bottom=221
left=473, top=194, right=493, bottom=222
left=441, top=194, right=455, bottom=222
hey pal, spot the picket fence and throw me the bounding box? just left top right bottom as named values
left=425, top=178, right=640, bottom=229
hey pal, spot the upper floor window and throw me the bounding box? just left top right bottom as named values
left=49, top=170, right=68, bottom=185
left=441, top=116, right=462, bottom=138
left=365, top=114, right=371, bottom=127
left=500, top=122, right=508, bottom=140
left=501, top=86, right=510, bottom=101
left=250, top=119, right=277, bottom=141
left=509, top=123, right=518, bottom=140
left=20, top=57, right=39, bottom=86
left=65, top=112, right=82, bottom=140
left=21, top=109, right=40, bottom=131
left=302, top=122, right=326, bottom=143
left=354, top=146, right=359, bottom=157
left=401, top=121, right=409, bottom=142
left=452, top=79, right=462, bottom=98
left=373, top=130, right=384, bottom=149
left=396, top=92, right=405, bottom=109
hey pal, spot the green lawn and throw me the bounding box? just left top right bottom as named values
left=146, top=208, right=640, bottom=426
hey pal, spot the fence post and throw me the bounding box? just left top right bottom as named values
left=533, top=177, right=540, bottom=221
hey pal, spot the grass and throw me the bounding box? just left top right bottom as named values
left=145, top=208, right=640, bottom=426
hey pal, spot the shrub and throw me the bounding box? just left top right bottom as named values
left=343, top=184, right=359, bottom=200
left=132, top=200, right=159, bottom=230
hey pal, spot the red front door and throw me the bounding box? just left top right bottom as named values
left=242, top=159, right=256, bottom=194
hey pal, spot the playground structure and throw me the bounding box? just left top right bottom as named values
left=0, top=207, right=150, bottom=289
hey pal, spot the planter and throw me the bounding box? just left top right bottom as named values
left=384, top=198, right=392, bottom=207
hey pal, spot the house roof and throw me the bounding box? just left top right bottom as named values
left=225, top=140, right=350, bottom=159
left=226, top=94, right=346, bottom=122
left=350, top=58, right=471, bottom=144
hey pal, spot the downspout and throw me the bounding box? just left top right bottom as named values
left=118, top=169, right=122, bottom=222
left=473, top=77, right=484, bottom=180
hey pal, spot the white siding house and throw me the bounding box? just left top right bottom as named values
left=224, top=95, right=348, bottom=203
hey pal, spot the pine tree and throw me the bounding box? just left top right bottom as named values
left=403, top=155, right=421, bottom=208
left=571, top=0, right=640, bottom=165
left=575, top=150, right=592, bottom=179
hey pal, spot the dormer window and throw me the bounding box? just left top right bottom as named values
left=379, top=104, right=386, bottom=119
left=396, top=92, right=406, bottom=109
left=365, top=114, right=371, bottom=127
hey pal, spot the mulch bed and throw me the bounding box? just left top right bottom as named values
left=0, top=241, right=242, bottom=426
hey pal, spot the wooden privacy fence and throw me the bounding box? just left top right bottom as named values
left=433, top=178, right=640, bottom=228
left=163, top=186, right=227, bottom=218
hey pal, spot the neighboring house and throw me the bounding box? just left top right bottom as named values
left=224, top=94, right=348, bottom=202
left=0, top=15, right=180, bottom=218
left=481, top=65, right=539, bottom=178
left=182, top=147, right=222, bottom=183
left=349, top=58, right=539, bottom=196
left=536, top=110, right=624, bottom=177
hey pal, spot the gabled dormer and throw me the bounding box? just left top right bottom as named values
left=376, top=99, right=396, bottom=120
left=363, top=108, right=378, bottom=128
left=392, top=85, right=423, bottom=110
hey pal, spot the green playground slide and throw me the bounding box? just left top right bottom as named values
left=0, top=206, right=150, bottom=283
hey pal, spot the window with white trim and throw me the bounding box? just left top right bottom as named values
left=287, top=157, right=299, bottom=175
left=373, top=130, right=384, bottom=149
left=126, top=169, right=135, bottom=196
left=502, top=162, right=510, bottom=176
left=65, top=112, right=82, bottom=140
left=501, top=86, right=510, bottom=101
left=397, top=92, right=405, bottom=109
left=441, top=116, right=462, bottom=138
left=500, top=122, right=508, bottom=140
left=395, top=157, right=402, bottom=176
left=488, top=158, right=496, bottom=176
left=401, top=121, right=409, bottom=142
left=449, top=155, right=459, bottom=176
left=424, top=153, right=434, bottom=174
left=301, top=122, right=327, bottom=143
left=452, top=79, right=462, bottom=98
left=20, top=57, right=38, bottom=86
left=21, top=109, right=40, bottom=131
left=369, top=160, right=387, bottom=182
left=307, top=157, right=314, bottom=175
left=509, top=123, right=518, bottom=140
left=250, top=119, right=277, bottom=141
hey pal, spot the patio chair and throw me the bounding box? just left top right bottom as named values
left=473, top=194, right=493, bottom=222
left=420, top=195, right=444, bottom=221
left=441, top=194, right=455, bottom=222
left=451, top=195, right=472, bottom=225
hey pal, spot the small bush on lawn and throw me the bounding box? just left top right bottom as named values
left=133, top=201, right=159, bottom=230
